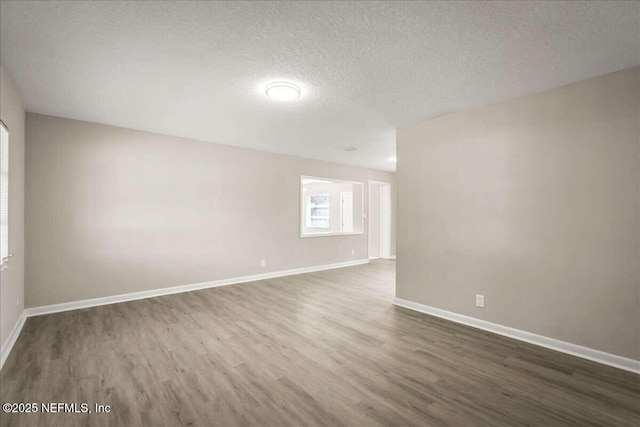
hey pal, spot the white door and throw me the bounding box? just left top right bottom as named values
left=341, top=191, right=353, bottom=232
left=380, top=184, right=391, bottom=259
left=368, top=183, right=381, bottom=258
left=368, top=181, right=391, bottom=259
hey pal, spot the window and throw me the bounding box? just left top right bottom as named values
left=0, top=121, right=8, bottom=269
left=306, top=194, right=330, bottom=229
left=300, top=176, right=364, bottom=237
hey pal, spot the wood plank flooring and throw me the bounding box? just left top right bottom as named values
left=1, top=260, right=639, bottom=426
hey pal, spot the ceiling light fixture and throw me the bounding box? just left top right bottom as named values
left=389, top=156, right=397, bottom=163
left=265, top=81, right=301, bottom=101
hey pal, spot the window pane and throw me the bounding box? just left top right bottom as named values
left=310, top=195, right=329, bottom=206
left=305, top=194, right=330, bottom=229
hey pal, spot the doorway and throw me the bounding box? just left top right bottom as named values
left=368, top=181, right=391, bottom=259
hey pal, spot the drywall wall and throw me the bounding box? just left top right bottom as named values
left=25, top=114, right=395, bottom=307
left=397, top=67, right=639, bottom=360
left=0, top=65, right=25, bottom=353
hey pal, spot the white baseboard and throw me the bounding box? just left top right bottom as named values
left=1, top=314, right=26, bottom=370
left=394, top=298, right=640, bottom=375
left=24, top=259, right=370, bottom=318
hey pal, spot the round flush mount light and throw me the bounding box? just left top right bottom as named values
left=388, top=156, right=397, bottom=163
left=265, top=81, right=301, bottom=101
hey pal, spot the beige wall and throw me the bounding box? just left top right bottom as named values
left=397, top=67, right=639, bottom=360
left=25, top=114, right=395, bottom=308
left=0, top=66, right=25, bottom=353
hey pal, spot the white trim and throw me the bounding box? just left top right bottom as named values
left=302, top=175, right=364, bottom=186
left=389, top=255, right=396, bottom=260
left=393, top=298, right=640, bottom=374
left=24, top=259, right=369, bottom=318
left=1, top=313, right=26, bottom=369
left=300, top=231, right=364, bottom=238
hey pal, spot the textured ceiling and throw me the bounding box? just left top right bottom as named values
left=1, top=1, right=638, bottom=171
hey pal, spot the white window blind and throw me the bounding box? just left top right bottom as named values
left=0, top=122, right=8, bottom=267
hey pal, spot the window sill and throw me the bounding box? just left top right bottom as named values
left=300, top=231, right=364, bottom=238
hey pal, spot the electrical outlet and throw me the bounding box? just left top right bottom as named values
left=475, top=294, right=485, bottom=308
left=351, top=249, right=355, bottom=255
left=260, top=259, right=266, bottom=268
left=16, top=296, right=19, bottom=309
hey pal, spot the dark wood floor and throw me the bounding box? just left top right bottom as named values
left=1, top=260, right=638, bottom=426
